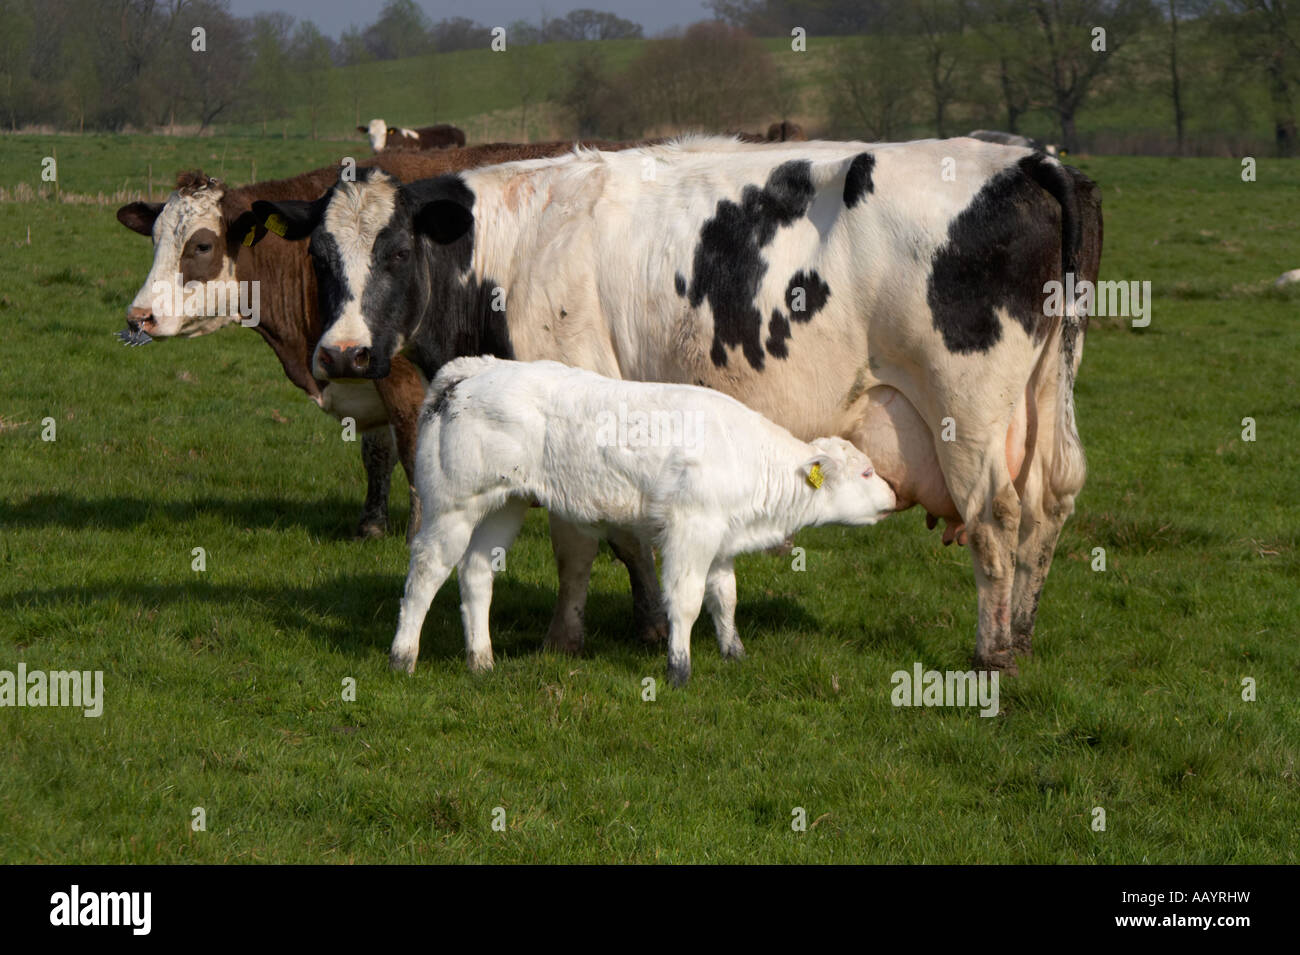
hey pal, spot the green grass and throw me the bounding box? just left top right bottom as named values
left=0, top=156, right=1298, bottom=863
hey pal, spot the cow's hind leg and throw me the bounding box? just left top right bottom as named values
left=457, top=499, right=529, bottom=673
left=607, top=530, right=668, bottom=645
left=545, top=515, right=599, bottom=654
left=704, top=558, right=745, bottom=660
left=1010, top=464, right=1074, bottom=658
left=941, top=433, right=1023, bottom=673
left=356, top=427, right=396, bottom=538
left=390, top=507, right=480, bottom=674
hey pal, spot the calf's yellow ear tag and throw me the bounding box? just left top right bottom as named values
left=806, top=463, right=824, bottom=489
left=264, top=212, right=288, bottom=237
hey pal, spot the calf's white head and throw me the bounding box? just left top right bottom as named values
left=801, top=436, right=896, bottom=526
left=116, top=172, right=246, bottom=338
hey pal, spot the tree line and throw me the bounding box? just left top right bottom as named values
left=0, top=0, right=1296, bottom=156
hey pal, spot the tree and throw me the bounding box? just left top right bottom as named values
left=363, top=0, right=430, bottom=60
left=828, top=36, right=918, bottom=139
left=1222, top=0, right=1300, bottom=156
left=248, top=13, right=292, bottom=136
left=292, top=20, right=334, bottom=140
left=0, top=0, right=36, bottom=130
left=339, top=26, right=372, bottom=128
left=912, top=0, right=970, bottom=137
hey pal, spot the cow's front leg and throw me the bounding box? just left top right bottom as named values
left=968, top=482, right=1023, bottom=673
left=545, top=515, right=598, bottom=653
left=374, top=359, right=427, bottom=542
left=659, top=522, right=720, bottom=687
left=356, top=427, right=395, bottom=538
left=606, top=529, right=668, bottom=644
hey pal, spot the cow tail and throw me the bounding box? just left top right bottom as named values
left=1023, top=155, right=1092, bottom=500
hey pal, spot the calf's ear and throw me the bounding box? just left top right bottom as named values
left=800, top=454, right=840, bottom=489
left=356, top=125, right=368, bottom=134
left=117, top=201, right=164, bottom=236
left=250, top=197, right=325, bottom=242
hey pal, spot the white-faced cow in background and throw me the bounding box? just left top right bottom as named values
left=255, top=135, right=1102, bottom=673
left=968, top=129, right=1061, bottom=157
left=359, top=118, right=466, bottom=152
left=391, top=356, right=896, bottom=684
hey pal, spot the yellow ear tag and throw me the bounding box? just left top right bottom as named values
left=806, top=463, right=824, bottom=489
left=242, top=228, right=255, bottom=247
left=264, top=213, right=287, bottom=237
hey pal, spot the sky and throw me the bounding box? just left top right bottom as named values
left=224, top=0, right=718, bottom=39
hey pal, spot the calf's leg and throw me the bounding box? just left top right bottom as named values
left=457, top=500, right=529, bottom=672
left=545, top=515, right=599, bottom=654
left=704, top=558, right=745, bottom=660
left=356, top=427, right=396, bottom=539
left=390, top=508, right=479, bottom=674
left=659, top=523, right=721, bottom=687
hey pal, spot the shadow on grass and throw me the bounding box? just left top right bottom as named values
left=0, top=572, right=822, bottom=670
left=0, top=492, right=408, bottom=540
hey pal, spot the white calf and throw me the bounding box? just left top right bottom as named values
left=390, top=357, right=896, bottom=685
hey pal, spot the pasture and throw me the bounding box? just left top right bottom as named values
left=0, top=140, right=1297, bottom=863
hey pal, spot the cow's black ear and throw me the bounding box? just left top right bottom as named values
left=227, top=210, right=266, bottom=250
left=250, top=198, right=323, bottom=241
left=357, top=125, right=368, bottom=134
left=414, top=198, right=474, bottom=245
left=117, top=201, right=164, bottom=236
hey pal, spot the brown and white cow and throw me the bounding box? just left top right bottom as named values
left=112, top=142, right=643, bottom=553
left=358, top=119, right=466, bottom=153
left=256, top=135, right=1102, bottom=672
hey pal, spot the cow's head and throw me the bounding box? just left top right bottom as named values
left=358, top=119, right=388, bottom=152
left=250, top=168, right=475, bottom=380
left=115, top=171, right=255, bottom=337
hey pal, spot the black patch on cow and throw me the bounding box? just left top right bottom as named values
left=926, top=161, right=1063, bottom=355
left=784, top=270, right=830, bottom=323
left=674, top=272, right=686, bottom=296
left=682, top=160, right=816, bottom=370
left=765, top=309, right=790, bottom=359
left=843, top=153, right=875, bottom=208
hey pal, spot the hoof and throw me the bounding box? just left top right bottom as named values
left=721, top=642, right=746, bottom=661
left=973, top=649, right=1018, bottom=676
left=354, top=521, right=387, bottom=540
left=1011, top=632, right=1034, bottom=657
left=389, top=651, right=417, bottom=674
left=544, top=620, right=584, bottom=655
left=466, top=650, right=494, bottom=673
left=667, top=661, right=691, bottom=688
left=635, top=614, right=669, bottom=646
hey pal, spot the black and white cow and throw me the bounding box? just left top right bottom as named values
left=254, top=136, right=1102, bottom=672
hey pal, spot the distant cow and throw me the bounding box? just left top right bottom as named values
left=767, top=121, right=807, bottom=142
left=112, top=141, right=636, bottom=548
left=390, top=357, right=896, bottom=684
left=968, top=129, right=1060, bottom=157
left=257, top=135, right=1102, bottom=672
left=359, top=118, right=465, bottom=152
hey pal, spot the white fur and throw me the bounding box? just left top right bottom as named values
left=389, top=357, right=895, bottom=682
left=364, top=118, right=388, bottom=152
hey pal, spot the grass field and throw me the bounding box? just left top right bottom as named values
left=0, top=145, right=1298, bottom=863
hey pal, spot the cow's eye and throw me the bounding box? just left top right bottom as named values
left=195, top=243, right=212, bottom=254
left=862, top=468, right=874, bottom=479
left=390, top=249, right=409, bottom=265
